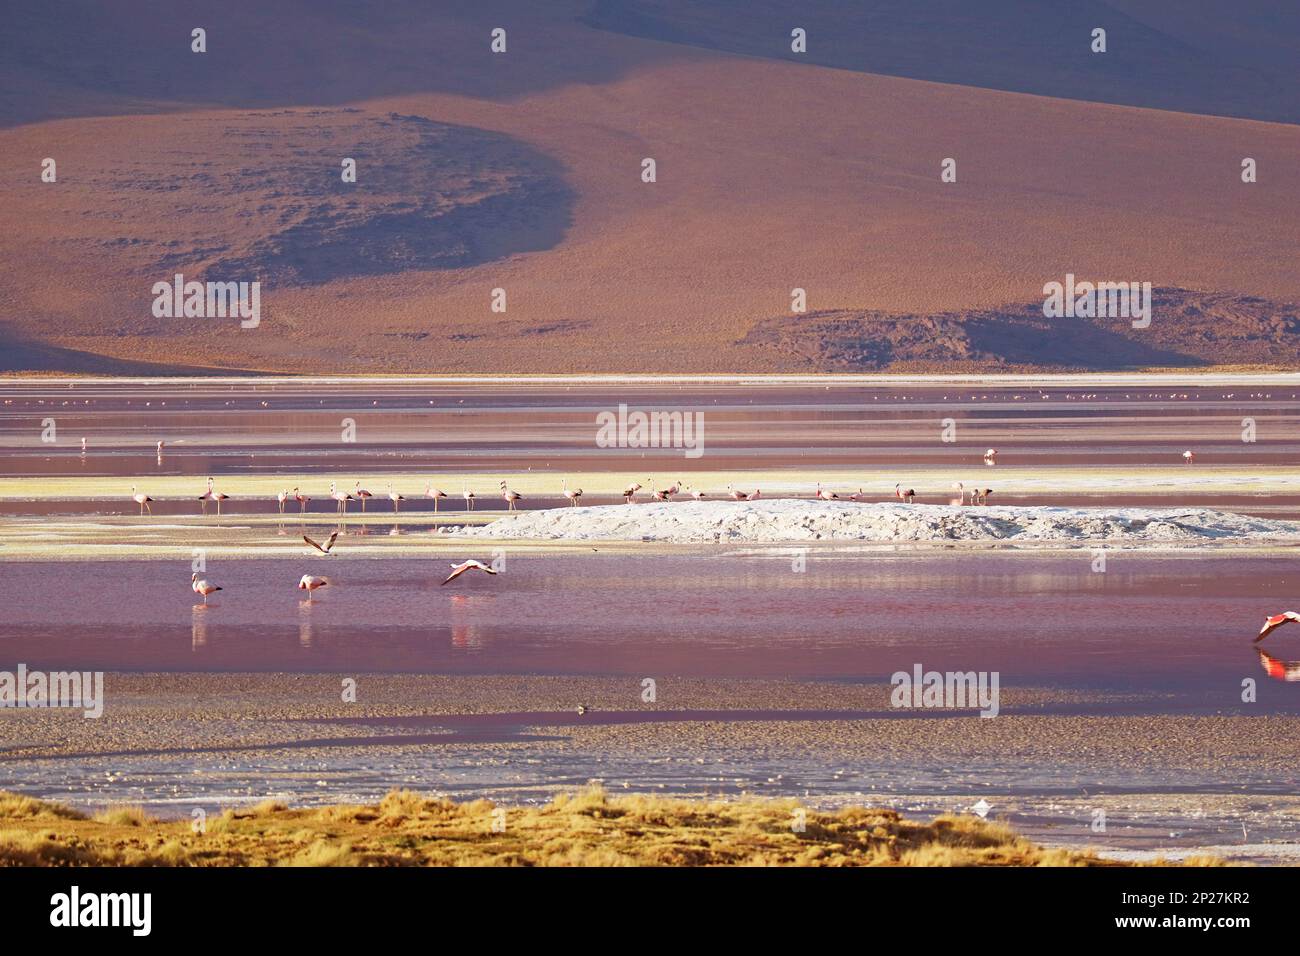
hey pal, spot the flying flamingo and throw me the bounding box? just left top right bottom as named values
left=298, top=574, right=329, bottom=602
left=130, top=485, right=153, bottom=516
left=500, top=481, right=522, bottom=511
left=329, top=481, right=352, bottom=514
left=303, top=532, right=339, bottom=555
left=426, top=485, right=448, bottom=512
left=441, top=559, right=499, bottom=585
left=895, top=483, right=916, bottom=504
left=388, top=483, right=405, bottom=512
left=353, top=482, right=373, bottom=511
left=815, top=482, right=839, bottom=501
left=191, top=572, right=222, bottom=604
left=563, top=478, right=582, bottom=507
left=622, top=482, right=642, bottom=504
left=1183, top=450, right=1195, bottom=464
left=462, top=481, right=476, bottom=511
left=293, top=487, right=310, bottom=513
left=276, top=489, right=290, bottom=514
left=1257, top=611, right=1300, bottom=643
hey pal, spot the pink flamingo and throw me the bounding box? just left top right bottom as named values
left=298, top=574, right=329, bottom=602
left=293, top=487, right=310, bottom=514
left=388, top=483, right=405, bottom=512
left=191, top=572, right=222, bottom=604
left=130, top=485, right=153, bottom=516
left=353, top=481, right=373, bottom=512
left=462, top=481, right=476, bottom=511
left=815, top=482, right=839, bottom=501
left=622, top=481, right=642, bottom=504
left=726, top=483, right=750, bottom=501
left=688, top=486, right=706, bottom=500
left=199, top=477, right=229, bottom=516
left=276, top=489, right=289, bottom=514
left=500, top=481, right=522, bottom=511
left=895, top=483, right=916, bottom=504
left=329, top=481, right=352, bottom=514
left=951, top=482, right=966, bottom=505
left=1257, top=611, right=1300, bottom=643
left=1183, top=450, right=1195, bottom=464
left=441, top=560, right=498, bottom=586
left=984, top=448, right=998, bottom=463
left=563, top=478, right=582, bottom=507
left=426, top=485, right=448, bottom=512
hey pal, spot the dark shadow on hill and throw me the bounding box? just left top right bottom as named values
left=0, top=0, right=667, bottom=129
left=0, top=325, right=264, bottom=375
left=738, top=288, right=1300, bottom=372
left=584, top=0, right=1300, bottom=125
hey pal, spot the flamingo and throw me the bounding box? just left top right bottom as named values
left=727, top=483, right=750, bottom=501
left=462, top=481, right=476, bottom=511
left=951, top=482, right=966, bottom=505
left=563, top=478, right=582, bottom=507
left=895, top=483, right=916, bottom=504
left=293, top=486, right=310, bottom=514
left=662, top=481, right=682, bottom=500
left=622, top=482, right=642, bottom=504
left=749, top=488, right=762, bottom=500
left=974, top=487, right=993, bottom=505
left=130, top=485, right=153, bottom=515
left=80, top=437, right=87, bottom=455
left=688, top=486, right=706, bottom=500
left=651, top=485, right=670, bottom=501
left=276, top=489, right=290, bottom=514
left=329, top=481, right=352, bottom=514
left=191, top=572, right=222, bottom=604
left=984, top=448, right=998, bottom=463
left=303, top=532, right=339, bottom=555
left=1183, top=450, right=1195, bottom=464
left=500, top=481, right=522, bottom=511
left=441, top=559, right=499, bottom=585
left=815, top=482, right=839, bottom=501
left=388, top=483, right=405, bottom=512
left=353, top=482, right=373, bottom=511
left=1257, top=611, right=1300, bottom=643
left=426, top=485, right=448, bottom=512
left=200, top=477, right=229, bottom=516
left=298, top=574, right=329, bottom=602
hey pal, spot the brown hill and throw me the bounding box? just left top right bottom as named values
left=0, top=2, right=1296, bottom=374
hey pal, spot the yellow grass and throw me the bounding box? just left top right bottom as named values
left=0, top=788, right=1220, bottom=867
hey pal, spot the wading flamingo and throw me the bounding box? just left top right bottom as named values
left=951, top=482, right=966, bottom=506
left=815, top=482, right=839, bottom=501
left=688, top=487, right=706, bottom=500
left=984, top=448, right=998, bottom=463
left=441, top=559, right=499, bottom=585
left=130, top=485, right=153, bottom=516
left=388, top=483, right=405, bottom=512
left=191, top=572, right=222, bottom=604
left=749, top=489, right=762, bottom=500
left=276, top=489, right=290, bottom=514
left=500, top=481, right=522, bottom=511
left=298, top=574, right=329, bottom=602
left=426, top=485, right=448, bottom=512
left=463, top=481, right=476, bottom=511
left=329, top=481, right=352, bottom=514
left=1183, top=450, right=1195, bottom=464
left=199, top=477, right=229, bottom=516
left=727, top=483, right=750, bottom=501
left=293, top=487, right=310, bottom=513
left=563, top=478, right=582, bottom=507
left=622, top=482, right=642, bottom=504
left=895, top=483, right=916, bottom=504
left=354, top=482, right=373, bottom=511
left=974, top=488, right=993, bottom=504
left=1257, top=611, right=1300, bottom=643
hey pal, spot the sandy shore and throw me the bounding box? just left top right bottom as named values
left=2, top=674, right=1296, bottom=863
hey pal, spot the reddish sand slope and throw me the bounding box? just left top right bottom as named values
left=0, top=2, right=1296, bottom=373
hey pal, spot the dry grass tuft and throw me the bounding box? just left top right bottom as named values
left=0, top=788, right=1221, bottom=868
